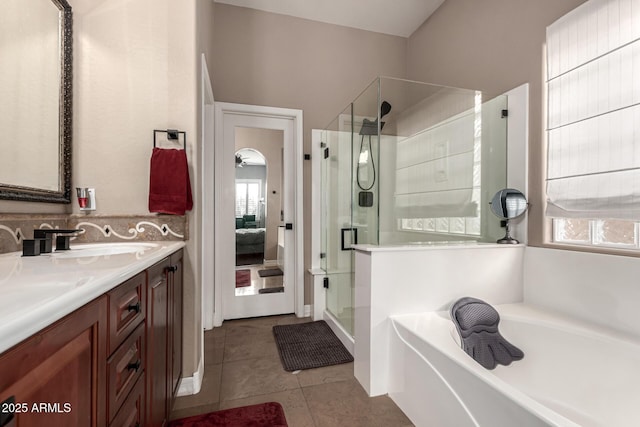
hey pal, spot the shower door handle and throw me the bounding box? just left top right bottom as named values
left=340, top=227, right=358, bottom=251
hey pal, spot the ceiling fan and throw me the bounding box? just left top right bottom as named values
left=235, top=154, right=246, bottom=168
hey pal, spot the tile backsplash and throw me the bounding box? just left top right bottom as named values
left=0, top=214, right=187, bottom=254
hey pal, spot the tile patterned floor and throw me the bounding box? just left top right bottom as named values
left=170, top=315, right=414, bottom=426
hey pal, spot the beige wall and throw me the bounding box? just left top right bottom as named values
left=73, top=0, right=196, bottom=217
left=211, top=3, right=407, bottom=303
left=406, top=0, right=588, bottom=246
left=235, top=128, right=284, bottom=261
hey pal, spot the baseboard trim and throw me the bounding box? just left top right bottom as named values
left=176, top=356, right=204, bottom=396
left=304, top=304, right=311, bottom=317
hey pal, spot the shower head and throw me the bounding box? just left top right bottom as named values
left=358, top=100, right=393, bottom=136
left=380, top=101, right=392, bottom=118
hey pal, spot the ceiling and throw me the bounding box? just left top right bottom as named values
left=214, top=0, right=446, bottom=38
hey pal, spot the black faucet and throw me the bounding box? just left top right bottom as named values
left=33, top=229, right=84, bottom=254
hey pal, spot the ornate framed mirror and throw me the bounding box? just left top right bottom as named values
left=0, top=0, right=72, bottom=203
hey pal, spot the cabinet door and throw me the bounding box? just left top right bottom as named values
left=169, top=249, right=183, bottom=403
left=146, top=258, right=170, bottom=427
left=0, top=298, right=107, bottom=427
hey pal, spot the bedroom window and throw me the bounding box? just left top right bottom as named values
left=545, top=0, right=640, bottom=250
left=235, top=180, right=261, bottom=217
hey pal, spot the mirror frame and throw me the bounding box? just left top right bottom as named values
left=0, top=0, right=72, bottom=203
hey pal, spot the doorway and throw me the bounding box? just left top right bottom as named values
left=211, top=103, right=303, bottom=324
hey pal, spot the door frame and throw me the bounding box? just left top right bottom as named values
left=201, top=55, right=215, bottom=333
left=209, top=102, right=303, bottom=326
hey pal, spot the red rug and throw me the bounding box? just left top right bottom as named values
left=169, top=402, right=287, bottom=427
left=236, top=269, right=251, bottom=287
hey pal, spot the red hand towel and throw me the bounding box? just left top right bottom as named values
left=148, top=148, right=193, bottom=215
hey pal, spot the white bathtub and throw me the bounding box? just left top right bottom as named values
left=388, top=304, right=640, bottom=427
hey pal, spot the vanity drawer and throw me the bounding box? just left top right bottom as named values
left=108, top=271, right=146, bottom=354
left=110, top=373, right=145, bottom=427
left=107, top=323, right=145, bottom=423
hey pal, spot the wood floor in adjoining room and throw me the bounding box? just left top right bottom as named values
left=170, top=315, right=414, bottom=426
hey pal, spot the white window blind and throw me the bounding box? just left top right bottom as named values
left=546, top=0, right=640, bottom=220
left=235, top=181, right=261, bottom=217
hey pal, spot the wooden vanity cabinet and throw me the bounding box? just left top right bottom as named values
left=0, top=248, right=184, bottom=427
left=0, top=298, right=108, bottom=427
left=146, top=248, right=183, bottom=427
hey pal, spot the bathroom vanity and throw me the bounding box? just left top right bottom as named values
left=0, top=241, right=184, bottom=427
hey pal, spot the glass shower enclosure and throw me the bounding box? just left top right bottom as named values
left=320, top=77, right=509, bottom=336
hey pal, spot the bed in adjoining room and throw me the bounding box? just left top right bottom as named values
left=235, top=227, right=265, bottom=265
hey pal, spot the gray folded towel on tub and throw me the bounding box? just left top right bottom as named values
left=450, top=297, right=524, bottom=369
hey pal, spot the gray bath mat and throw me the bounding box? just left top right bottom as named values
left=272, top=320, right=353, bottom=371
left=450, top=297, right=524, bottom=370
left=258, top=268, right=283, bottom=277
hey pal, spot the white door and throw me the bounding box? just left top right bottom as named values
left=220, top=113, right=296, bottom=319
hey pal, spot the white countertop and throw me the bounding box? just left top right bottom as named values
left=0, top=241, right=185, bottom=354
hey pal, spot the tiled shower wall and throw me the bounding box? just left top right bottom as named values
left=0, top=214, right=187, bottom=254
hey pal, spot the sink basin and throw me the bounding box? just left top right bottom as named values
left=49, top=242, right=159, bottom=258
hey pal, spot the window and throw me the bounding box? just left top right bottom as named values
left=546, top=0, right=640, bottom=249
left=553, top=218, right=639, bottom=248
left=235, top=180, right=261, bottom=217
left=397, top=92, right=486, bottom=238
left=400, top=216, right=481, bottom=236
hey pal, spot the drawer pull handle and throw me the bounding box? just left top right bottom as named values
left=127, top=302, right=141, bottom=313
left=127, top=359, right=141, bottom=372
left=165, top=265, right=178, bottom=273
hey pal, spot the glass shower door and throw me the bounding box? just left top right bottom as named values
left=321, top=105, right=356, bottom=335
